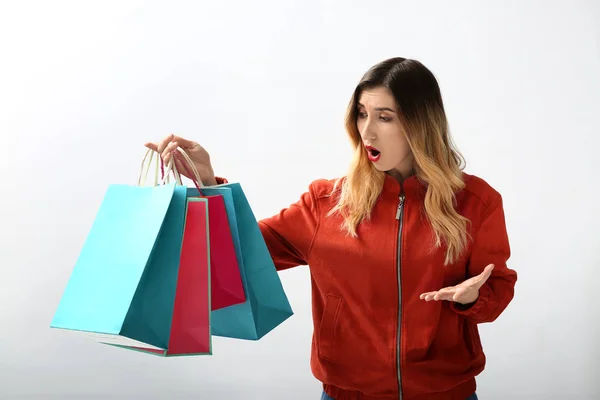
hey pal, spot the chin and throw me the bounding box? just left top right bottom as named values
left=370, top=159, right=393, bottom=172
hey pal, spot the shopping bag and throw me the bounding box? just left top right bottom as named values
left=201, top=194, right=246, bottom=310
left=198, top=183, right=294, bottom=340
left=50, top=150, right=209, bottom=355
left=169, top=150, right=246, bottom=311
left=114, top=197, right=212, bottom=356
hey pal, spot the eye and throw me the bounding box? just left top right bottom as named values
left=357, top=111, right=368, bottom=119
left=379, top=115, right=392, bottom=122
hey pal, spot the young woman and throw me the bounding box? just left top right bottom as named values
left=146, top=57, right=517, bottom=400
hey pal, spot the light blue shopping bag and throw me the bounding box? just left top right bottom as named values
left=196, top=183, right=294, bottom=340
left=51, top=152, right=188, bottom=351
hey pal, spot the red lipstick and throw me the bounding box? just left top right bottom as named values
left=365, top=145, right=381, bottom=162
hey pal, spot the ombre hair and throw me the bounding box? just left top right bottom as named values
left=329, top=57, right=468, bottom=265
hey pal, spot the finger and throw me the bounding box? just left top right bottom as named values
left=420, top=292, right=434, bottom=300
left=144, top=142, right=158, bottom=152
left=425, top=290, right=440, bottom=301
left=483, top=263, right=495, bottom=276
left=433, top=288, right=456, bottom=301
left=423, top=292, right=436, bottom=301
left=169, top=135, right=197, bottom=149
left=162, top=141, right=180, bottom=165
left=476, top=264, right=495, bottom=285
left=157, top=134, right=175, bottom=153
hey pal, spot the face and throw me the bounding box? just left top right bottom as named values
left=356, top=86, right=413, bottom=179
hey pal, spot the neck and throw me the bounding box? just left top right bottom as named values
left=387, top=166, right=415, bottom=185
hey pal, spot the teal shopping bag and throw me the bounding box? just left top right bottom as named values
left=197, top=183, right=294, bottom=340
left=51, top=152, right=188, bottom=351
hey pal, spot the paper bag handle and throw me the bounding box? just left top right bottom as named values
left=138, top=148, right=181, bottom=187
left=159, top=147, right=205, bottom=195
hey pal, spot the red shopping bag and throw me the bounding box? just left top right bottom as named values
left=203, top=194, right=247, bottom=310
left=163, top=198, right=212, bottom=355
left=165, top=149, right=246, bottom=311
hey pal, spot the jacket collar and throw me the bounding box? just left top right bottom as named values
left=382, top=172, right=427, bottom=199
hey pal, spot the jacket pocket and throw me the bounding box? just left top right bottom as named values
left=318, top=294, right=343, bottom=361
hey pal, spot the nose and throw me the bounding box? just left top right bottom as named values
left=360, top=118, right=377, bottom=141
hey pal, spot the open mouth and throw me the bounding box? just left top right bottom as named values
left=365, top=146, right=381, bottom=162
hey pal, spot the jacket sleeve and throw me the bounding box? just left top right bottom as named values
left=215, top=177, right=320, bottom=272
left=450, top=195, right=518, bottom=323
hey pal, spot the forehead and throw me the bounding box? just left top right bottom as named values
left=357, top=86, right=397, bottom=109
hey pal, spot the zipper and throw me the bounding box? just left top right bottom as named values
left=395, top=193, right=405, bottom=399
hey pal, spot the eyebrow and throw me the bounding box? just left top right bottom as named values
left=357, top=102, right=397, bottom=113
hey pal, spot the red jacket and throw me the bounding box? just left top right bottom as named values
left=223, top=172, right=517, bottom=400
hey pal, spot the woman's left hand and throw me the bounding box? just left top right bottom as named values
left=419, top=264, right=495, bottom=305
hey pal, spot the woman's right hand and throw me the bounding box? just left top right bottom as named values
left=145, top=134, right=218, bottom=186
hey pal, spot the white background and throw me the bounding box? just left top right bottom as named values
left=1, top=0, right=599, bottom=399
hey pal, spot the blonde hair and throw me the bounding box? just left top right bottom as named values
left=329, top=58, right=469, bottom=265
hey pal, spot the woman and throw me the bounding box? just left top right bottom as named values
left=146, top=57, right=517, bottom=400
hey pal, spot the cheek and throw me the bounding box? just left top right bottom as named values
left=392, top=125, right=410, bottom=153
left=397, top=134, right=411, bottom=155
left=356, top=120, right=365, bottom=136
left=381, top=126, right=409, bottom=153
